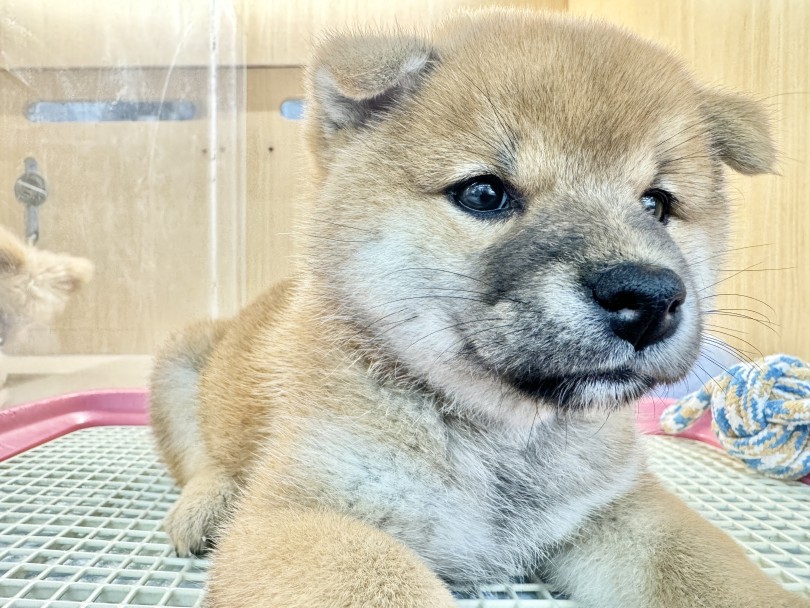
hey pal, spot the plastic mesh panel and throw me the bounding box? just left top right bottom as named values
left=0, top=427, right=206, bottom=607
left=645, top=435, right=810, bottom=595
left=0, top=426, right=808, bottom=607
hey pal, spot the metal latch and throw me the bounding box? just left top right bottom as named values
left=13, top=157, right=48, bottom=245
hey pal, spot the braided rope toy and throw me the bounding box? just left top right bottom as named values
left=660, top=354, right=810, bottom=480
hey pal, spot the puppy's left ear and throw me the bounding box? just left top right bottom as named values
left=306, top=33, right=436, bottom=165
left=19, top=251, right=94, bottom=325
left=30, top=253, right=94, bottom=300
left=700, top=89, right=776, bottom=174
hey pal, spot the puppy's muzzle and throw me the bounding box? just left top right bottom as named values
left=589, top=263, right=686, bottom=351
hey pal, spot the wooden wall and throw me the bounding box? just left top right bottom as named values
left=0, top=0, right=807, bottom=358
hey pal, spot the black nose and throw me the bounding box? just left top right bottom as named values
left=589, top=263, right=686, bottom=351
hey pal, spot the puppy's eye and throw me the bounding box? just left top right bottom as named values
left=641, top=188, right=674, bottom=224
left=448, top=175, right=513, bottom=215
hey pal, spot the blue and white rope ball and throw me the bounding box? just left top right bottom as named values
left=660, top=354, right=810, bottom=481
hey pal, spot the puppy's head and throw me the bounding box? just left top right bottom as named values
left=304, top=10, right=775, bottom=425
left=0, top=225, right=93, bottom=349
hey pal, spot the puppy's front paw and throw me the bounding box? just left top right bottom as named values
left=164, top=504, right=218, bottom=557
left=163, top=472, right=235, bottom=557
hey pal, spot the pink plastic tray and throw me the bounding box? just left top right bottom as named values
left=0, top=390, right=149, bottom=461
left=0, top=392, right=682, bottom=462
left=0, top=391, right=806, bottom=485
left=634, top=396, right=715, bottom=445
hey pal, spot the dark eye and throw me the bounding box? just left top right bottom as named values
left=448, top=175, right=513, bottom=215
left=641, top=188, right=674, bottom=224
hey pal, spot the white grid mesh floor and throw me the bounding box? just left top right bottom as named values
left=0, top=426, right=808, bottom=607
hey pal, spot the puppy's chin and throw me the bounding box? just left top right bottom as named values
left=459, top=317, right=701, bottom=417
left=507, top=369, right=656, bottom=412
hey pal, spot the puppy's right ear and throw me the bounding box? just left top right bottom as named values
left=0, top=248, right=24, bottom=275
left=306, top=33, right=436, bottom=166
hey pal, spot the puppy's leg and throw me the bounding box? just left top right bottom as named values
left=206, top=502, right=457, bottom=608
left=546, top=475, right=810, bottom=608
left=151, top=318, right=229, bottom=484
left=150, top=319, right=232, bottom=556
left=163, top=467, right=238, bottom=556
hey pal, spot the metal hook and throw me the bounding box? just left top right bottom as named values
left=14, top=157, right=48, bottom=246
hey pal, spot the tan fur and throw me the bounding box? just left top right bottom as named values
left=0, top=224, right=93, bottom=402
left=548, top=475, right=805, bottom=608
left=207, top=505, right=457, bottom=607
left=151, top=9, right=806, bottom=607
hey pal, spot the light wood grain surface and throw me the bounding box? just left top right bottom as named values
left=0, top=1, right=228, bottom=69
left=244, top=0, right=566, bottom=66
left=1, top=1, right=565, bottom=69
left=1, top=355, right=152, bottom=408
left=245, top=67, right=306, bottom=301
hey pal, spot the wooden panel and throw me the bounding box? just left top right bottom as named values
left=243, top=0, right=567, bottom=66
left=0, top=68, right=243, bottom=354
left=568, top=0, right=810, bottom=360
left=245, top=68, right=306, bottom=301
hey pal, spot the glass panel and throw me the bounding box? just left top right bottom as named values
left=0, top=1, right=245, bottom=370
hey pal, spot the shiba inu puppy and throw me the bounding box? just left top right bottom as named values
left=0, top=225, right=93, bottom=402
left=151, top=9, right=808, bottom=607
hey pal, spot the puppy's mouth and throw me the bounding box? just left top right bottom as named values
left=507, top=368, right=655, bottom=409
